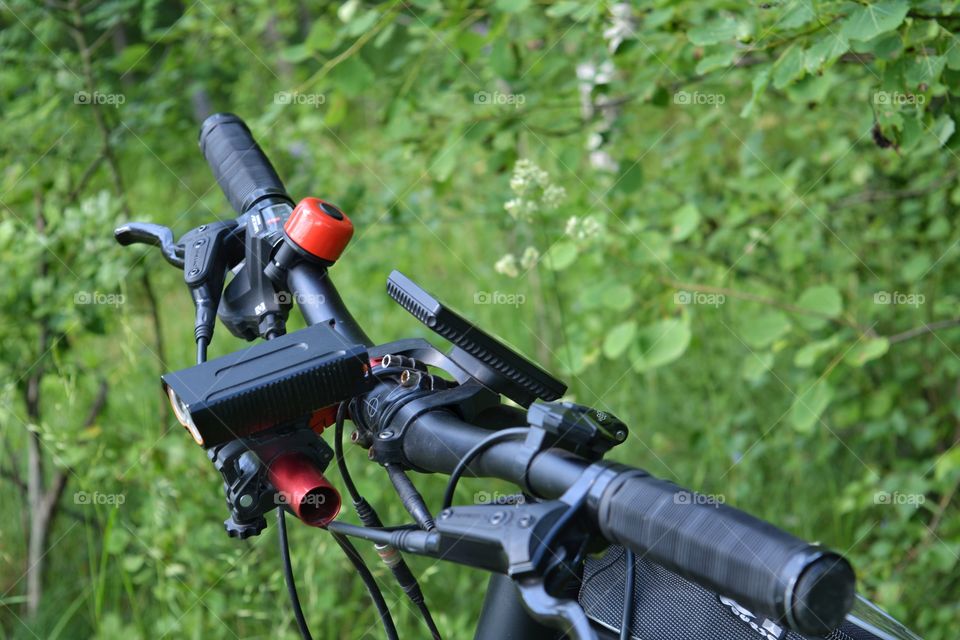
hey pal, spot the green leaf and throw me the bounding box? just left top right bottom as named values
left=904, top=56, right=946, bottom=88
left=901, top=253, right=931, bottom=281
left=773, top=44, right=805, bottom=89
left=688, top=16, right=738, bottom=46
left=328, top=56, right=375, bottom=94
left=933, top=115, right=956, bottom=148
left=345, top=10, right=380, bottom=37
left=948, top=39, right=960, bottom=70
left=670, top=203, right=701, bottom=241
left=742, top=351, right=774, bottom=382
left=795, top=285, right=843, bottom=330
left=542, top=241, right=578, bottom=271
left=741, top=310, right=791, bottom=348
left=778, top=0, right=815, bottom=30
left=840, top=0, right=909, bottom=42
left=790, top=380, right=834, bottom=433
left=601, top=284, right=634, bottom=311
left=630, top=318, right=691, bottom=372
left=935, top=446, right=960, bottom=481
left=695, top=47, right=737, bottom=75
left=845, top=338, right=890, bottom=367
left=280, top=44, right=312, bottom=63
left=804, top=33, right=849, bottom=73
left=603, top=320, right=637, bottom=359
left=741, top=66, right=771, bottom=117
left=546, top=1, right=580, bottom=18
left=794, top=336, right=840, bottom=368
left=634, top=231, right=672, bottom=264
left=306, top=20, right=339, bottom=51
left=867, top=32, right=902, bottom=60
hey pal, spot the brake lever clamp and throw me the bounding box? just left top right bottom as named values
left=428, top=462, right=626, bottom=640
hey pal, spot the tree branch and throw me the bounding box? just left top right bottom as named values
left=887, top=318, right=960, bottom=344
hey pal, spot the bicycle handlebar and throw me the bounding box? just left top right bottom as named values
left=395, top=408, right=854, bottom=636
left=199, top=112, right=292, bottom=215
left=192, top=112, right=856, bottom=636
left=596, top=470, right=854, bottom=635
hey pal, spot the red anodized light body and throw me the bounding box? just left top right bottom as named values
left=284, top=197, right=354, bottom=264
left=268, top=453, right=342, bottom=527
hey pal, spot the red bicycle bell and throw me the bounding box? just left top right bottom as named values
left=284, top=197, right=353, bottom=264
left=265, top=197, right=354, bottom=284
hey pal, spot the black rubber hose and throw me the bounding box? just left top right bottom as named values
left=277, top=509, right=314, bottom=640
left=619, top=549, right=635, bottom=640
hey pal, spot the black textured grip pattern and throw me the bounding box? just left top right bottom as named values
left=386, top=270, right=566, bottom=404
left=597, top=471, right=855, bottom=635
left=199, top=113, right=290, bottom=214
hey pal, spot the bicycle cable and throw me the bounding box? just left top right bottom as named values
left=334, top=401, right=443, bottom=640
left=277, top=508, right=315, bottom=640
left=441, top=427, right=530, bottom=510
left=331, top=530, right=400, bottom=640
left=620, top=549, right=635, bottom=640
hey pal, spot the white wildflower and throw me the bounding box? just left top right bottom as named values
left=520, top=246, right=540, bottom=270
left=495, top=253, right=519, bottom=278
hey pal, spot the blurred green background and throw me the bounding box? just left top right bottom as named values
left=2, top=1, right=959, bottom=638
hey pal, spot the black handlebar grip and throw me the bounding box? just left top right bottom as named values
left=198, top=113, right=291, bottom=215
left=596, top=471, right=855, bottom=636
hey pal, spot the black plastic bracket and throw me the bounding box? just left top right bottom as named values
left=207, top=424, right=334, bottom=539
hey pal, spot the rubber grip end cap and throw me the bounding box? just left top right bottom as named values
left=790, top=553, right=856, bottom=635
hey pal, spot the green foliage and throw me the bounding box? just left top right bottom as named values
left=2, top=0, right=960, bottom=638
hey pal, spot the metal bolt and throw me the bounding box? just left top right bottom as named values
left=489, top=511, right=506, bottom=525
left=188, top=268, right=199, bottom=276
left=194, top=239, right=205, bottom=247
left=440, top=509, right=453, bottom=519
left=615, top=430, right=627, bottom=441
left=378, top=430, right=394, bottom=439
left=518, top=515, right=535, bottom=528
left=238, top=494, right=253, bottom=508
left=198, top=225, right=207, bottom=231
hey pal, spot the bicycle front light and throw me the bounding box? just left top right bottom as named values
left=167, top=385, right=204, bottom=445
left=161, top=323, right=373, bottom=447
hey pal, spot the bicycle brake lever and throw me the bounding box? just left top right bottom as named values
left=514, top=580, right=596, bottom=640
left=114, top=222, right=185, bottom=268
left=179, top=220, right=240, bottom=348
